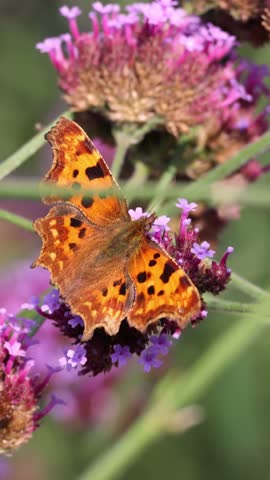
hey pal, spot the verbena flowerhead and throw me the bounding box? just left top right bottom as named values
left=37, top=1, right=251, bottom=139
left=190, top=0, right=270, bottom=46
left=0, top=306, right=61, bottom=453
left=0, top=267, right=124, bottom=430
left=34, top=200, right=233, bottom=376
left=36, top=1, right=270, bottom=238
left=192, top=0, right=270, bottom=22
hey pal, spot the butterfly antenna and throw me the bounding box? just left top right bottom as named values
left=147, top=199, right=160, bottom=216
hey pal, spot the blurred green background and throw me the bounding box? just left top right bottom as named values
left=1, top=1, right=270, bottom=479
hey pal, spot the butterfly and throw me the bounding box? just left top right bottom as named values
left=32, top=117, right=201, bottom=341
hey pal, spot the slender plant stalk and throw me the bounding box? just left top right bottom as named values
left=112, top=118, right=162, bottom=179
left=147, top=164, right=177, bottom=211
left=0, top=180, right=188, bottom=200
left=206, top=297, right=257, bottom=314
left=111, top=139, right=131, bottom=179
left=162, top=297, right=270, bottom=410
left=2, top=179, right=270, bottom=210
left=79, top=405, right=163, bottom=480
left=0, top=209, right=33, bottom=232
left=0, top=111, right=71, bottom=181
left=124, top=161, right=149, bottom=201
left=179, top=129, right=270, bottom=201
left=231, top=272, right=270, bottom=301
left=79, top=294, right=270, bottom=480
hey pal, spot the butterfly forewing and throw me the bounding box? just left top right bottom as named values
left=44, top=117, right=129, bottom=225
left=127, top=240, right=201, bottom=331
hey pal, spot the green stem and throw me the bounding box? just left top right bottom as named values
left=206, top=297, right=255, bottom=314
left=0, top=111, right=71, bottom=181
left=2, top=180, right=270, bottom=212
left=180, top=129, right=270, bottom=201
left=111, top=138, right=131, bottom=179
left=124, top=161, right=149, bottom=202
left=79, top=406, right=162, bottom=480
left=206, top=297, right=270, bottom=322
left=111, top=120, right=162, bottom=179
left=231, top=272, right=270, bottom=301
left=164, top=299, right=269, bottom=410
left=0, top=209, right=33, bottom=231
left=0, top=180, right=188, bottom=201
left=147, top=164, right=177, bottom=211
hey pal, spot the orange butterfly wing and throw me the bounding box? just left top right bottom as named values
left=33, top=204, right=135, bottom=340
left=128, top=240, right=201, bottom=330
left=43, top=116, right=129, bottom=224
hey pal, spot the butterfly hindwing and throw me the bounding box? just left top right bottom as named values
left=32, top=205, right=99, bottom=288
left=70, top=273, right=135, bottom=340
left=33, top=204, right=135, bottom=340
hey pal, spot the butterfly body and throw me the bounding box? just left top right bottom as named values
left=99, top=214, right=156, bottom=260
left=33, top=117, right=201, bottom=340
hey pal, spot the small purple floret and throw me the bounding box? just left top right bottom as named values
left=176, top=198, right=198, bottom=214
left=152, top=216, right=171, bottom=234
left=92, top=2, right=120, bottom=15
left=150, top=333, right=172, bottom=355
left=59, top=345, right=87, bottom=371
left=68, top=315, right=84, bottom=328
left=42, top=289, right=61, bottom=313
left=36, top=37, right=62, bottom=54
left=111, top=344, right=132, bottom=367
left=59, top=6, right=82, bottom=19
left=191, top=241, right=216, bottom=261
left=4, top=340, right=26, bottom=357
left=139, top=346, right=163, bottom=373
left=129, top=207, right=149, bottom=220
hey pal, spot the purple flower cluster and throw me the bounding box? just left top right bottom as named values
left=0, top=306, right=61, bottom=453
left=0, top=267, right=125, bottom=430
left=35, top=1, right=253, bottom=137
left=32, top=201, right=233, bottom=376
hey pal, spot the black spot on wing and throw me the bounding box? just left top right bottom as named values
left=70, top=218, right=82, bottom=228
left=149, top=260, right=157, bottom=267
left=78, top=228, right=86, bottom=239
left=137, top=272, right=147, bottom=283
left=85, top=161, right=106, bottom=180
left=153, top=253, right=160, bottom=259
left=158, top=290, right=164, bottom=296
left=81, top=196, right=94, bottom=208
left=73, top=169, right=79, bottom=178
left=119, top=283, right=126, bottom=296
left=102, top=288, right=108, bottom=297
left=147, top=285, right=155, bottom=295
left=160, top=260, right=177, bottom=284
left=69, top=242, right=77, bottom=250
left=113, top=279, right=121, bottom=287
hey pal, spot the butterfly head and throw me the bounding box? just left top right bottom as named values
left=137, top=212, right=157, bottom=234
